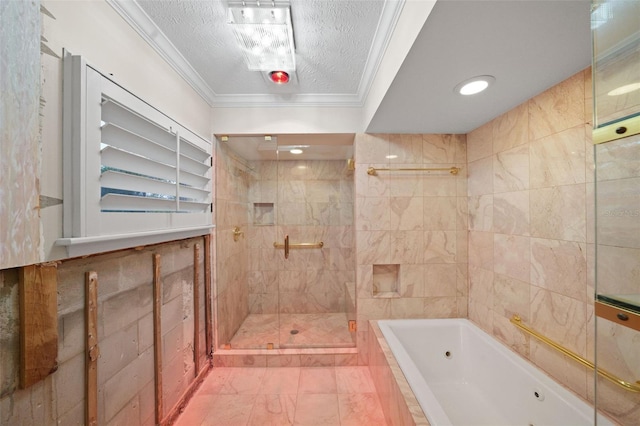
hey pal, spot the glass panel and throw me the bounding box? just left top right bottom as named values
left=592, top=0, right=640, bottom=128
left=275, top=137, right=356, bottom=349
left=593, top=134, right=640, bottom=423
left=215, top=134, right=356, bottom=350
left=594, top=135, right=640, bottom=306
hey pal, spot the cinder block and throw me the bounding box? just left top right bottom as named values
left=103, top=347, right=154, bottom=421
left=101, top=288, right=140, bottom=338
left=161, top=296, right=183, bottom=338
left=138, top=379, right=155, bottom=426
left=138, top=312, right=154, bottom=354
left=54, top=352, right=84, bottom=417
left=98, top=322, right=139, bottom=386
left=106, top=395, right=140, bottom=426
left=58, top=308, right=84, bottom=363
left=162, top=322, right=184, bottom=368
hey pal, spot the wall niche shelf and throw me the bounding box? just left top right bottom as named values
left=253, top=202, right=274, bottom=226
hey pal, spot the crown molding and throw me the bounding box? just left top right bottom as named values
left=107, top=0, right=404, bottom=109
left=356, top=0, right=406, bottom=106
left=106, top=0, right=216, bottom=106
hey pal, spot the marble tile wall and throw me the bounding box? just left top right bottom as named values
left=247, top=160, right=355, bottom=316
left=215, top=142, right=251, bottom=347
left=367, top=321, right=428, bottom=425
left=466, top=69, right=609, bottom=413
left=354, top=133, right=468, bottom=363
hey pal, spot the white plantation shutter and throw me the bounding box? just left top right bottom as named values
left=59, top=53, right=212, bottom=257
left=99, top=98, right=210, bottom=213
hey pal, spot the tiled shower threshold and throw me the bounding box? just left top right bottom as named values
left=213, top=346, right=360, bottom=368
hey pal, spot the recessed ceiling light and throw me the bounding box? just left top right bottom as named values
left=290, top=148, right=303, bottom=154
left=454, top=75, right=495, bottom=96
left=608, top=82, right=640, bottom=96
left=386, top=154, right=398, bottom=159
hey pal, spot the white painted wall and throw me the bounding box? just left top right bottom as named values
left=211, top=105, right=364, bottom=134
left=40, top=0, right=213, bottom=261
left=362, top=0, right=436, bottom=130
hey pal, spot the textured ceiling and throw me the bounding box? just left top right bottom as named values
left=114, top=0, right=593, bottom=136
left=137, top=0, right=387, bottom=101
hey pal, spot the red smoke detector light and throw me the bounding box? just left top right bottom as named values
left=269, top=71, right=290, bottom=84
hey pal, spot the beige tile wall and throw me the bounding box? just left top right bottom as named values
left=247, top=160, right=355, bottom=315
left=354, top=134, right=468, bottom=363
left=466, top=69, right=597, bottom=405
left=215, top=142, right=251, bottom=347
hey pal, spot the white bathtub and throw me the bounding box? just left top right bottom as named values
left=378, top=318, right=613, bottom=426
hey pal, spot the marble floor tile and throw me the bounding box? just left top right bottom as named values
left=248, top=394, right=297, bottom=426
left=229, top=313, right=355, bottom=349
left=335, top=367, right=376, bottom=394
left=293, top=394, right=340, bottom=425
left=201, top=394, right=255, bottom=426
left=175, top=366, right=390, bottom=425
left=260, top=368, right=301, bottom=395
left=337, top=393, right=387, bottom=426
left=298, top=367, right=338, bottom=394
left=219, top=367, right=267, bottom=395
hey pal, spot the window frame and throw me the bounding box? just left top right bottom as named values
left=57, top=53, right=213, bottom=257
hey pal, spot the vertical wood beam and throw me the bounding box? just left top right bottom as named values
left=193, top=243, right=201, bottom=375
left=203, top=234, right=213, bottom=357
left=153, top=254, right=163, bottom=425
left=85, top=271, right=98, bottom=426
left=18, top=263, right=58, bottom=389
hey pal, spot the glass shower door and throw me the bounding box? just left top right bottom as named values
left=592, top=1, right=640, bottom=421
left=274, top=140, right=356, bottom=348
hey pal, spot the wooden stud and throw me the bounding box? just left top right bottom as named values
left=193, top=243, right=201, bottom=375
left=203, top=234, right=213, bottom=358
left=85, top=271, right=99, bottom=426
left=153, top=254, right=163, bottom=425
left=18, top=263, right=59, bottom=389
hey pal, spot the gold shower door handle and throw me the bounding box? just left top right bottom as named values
left=284, top=235, right=289, bottom=259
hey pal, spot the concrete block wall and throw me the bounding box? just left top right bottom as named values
left=0, top=237, right=209, bottom=425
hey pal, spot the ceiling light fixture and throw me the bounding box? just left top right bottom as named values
left=290, top=148, right=303, bottom=154
left=608, top=82, right=640, bottom=96
left=270, top=70, right=290, bottom=84
left=454, top=75, right=495, bottom=96
left=227, top=1, right=296, bottom=72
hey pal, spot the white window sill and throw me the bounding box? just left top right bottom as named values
left=56, top=225, right=214, bottom=258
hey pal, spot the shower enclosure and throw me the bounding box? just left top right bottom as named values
left=592, top=1, right=640, bottom=423
left=214, top=134, right=356, bottom=350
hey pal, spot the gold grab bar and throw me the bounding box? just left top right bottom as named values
left=367, top=166, right=460, bottom=176
left=510, top=315, right=640, bottom=393
left=273, top=239, right=324, bottom=260
left=284, top=235, right=289, bottom=259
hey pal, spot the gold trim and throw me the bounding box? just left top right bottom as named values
left=273, top=241, right=324, bottom=249
left=367, top=166, right=459, bottom=176
left=595, top=300, right=640, bottom=332
left=510, top=315, right=640, bottom=393
left=232, top=226, right=244, bottom=242
left=593, top=115, right=640, bottom=144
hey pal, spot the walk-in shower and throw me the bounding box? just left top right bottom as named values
left=214, top=134, right=356, bottom=350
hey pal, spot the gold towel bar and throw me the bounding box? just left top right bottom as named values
left=367, top=166, right=460, bottom=176
left=510, top=315, right=640, bottom=392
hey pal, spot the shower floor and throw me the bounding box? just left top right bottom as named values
left=228, top=312, right=355, bottom=349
